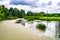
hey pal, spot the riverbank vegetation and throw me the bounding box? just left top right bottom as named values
left=24, top=16, right=60, bottom=21
left=0, top=5, right=60, bottom=21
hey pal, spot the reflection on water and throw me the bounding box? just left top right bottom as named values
left=0, top=19, right=54, bottom=40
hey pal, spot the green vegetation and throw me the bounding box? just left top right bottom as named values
left=24, top=16, right=60, bottom=21
left=0, top=5, right=25, bottom=21
left=37, top=24, right=46, bottom=31
left=0, top=5, right=60, bottom=21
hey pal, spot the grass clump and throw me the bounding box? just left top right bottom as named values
left=37, top=24, right=46, bottom=31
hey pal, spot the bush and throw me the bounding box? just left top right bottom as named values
left=36, top=24, right=46, bottom=31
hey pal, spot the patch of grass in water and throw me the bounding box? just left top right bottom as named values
left=36, top=24, right=46, bottom=32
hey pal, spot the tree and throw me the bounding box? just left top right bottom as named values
left=26, top=11, right=33, bottom=16
left=20, top=9, right=25, bottom=18
left=4, top=8, right=10, bottom=19
left=2, top=5, right=5, bottom=9
left=38, top=12, right=46, bottom=17
left=9, top=7, right=14, bottom=16
left=0, top=5, right=5, bottom=21
left=13, top=8, right=19, bottom=17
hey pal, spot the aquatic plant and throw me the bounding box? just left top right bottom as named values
left=36, top=24, right=46, bottom=31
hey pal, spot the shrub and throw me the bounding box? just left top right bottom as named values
left=36, top=24, right=46, bottom=31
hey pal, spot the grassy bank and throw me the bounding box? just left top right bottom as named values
left=24, top=16, right=60, bottom=21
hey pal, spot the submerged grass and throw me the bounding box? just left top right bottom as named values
left=36, top=24, right=46, bottom=31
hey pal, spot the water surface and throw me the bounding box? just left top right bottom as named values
left=0, top=19, right=54, bottom=40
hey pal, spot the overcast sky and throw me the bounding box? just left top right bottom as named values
left=0, top=0, right=60, bottom=13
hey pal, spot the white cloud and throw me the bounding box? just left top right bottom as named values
left=0, top=0, right=60, bottom=13
left=24, top=0, right=36, bottom=3
left=0, top=0, right=10, bottom=5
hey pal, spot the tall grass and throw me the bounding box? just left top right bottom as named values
left=24, top=16, right=60, bottom=21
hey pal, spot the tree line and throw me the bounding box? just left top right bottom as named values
left=0, top=5, right=60, bottom=21
left=0, top=5, right=25, bottom=21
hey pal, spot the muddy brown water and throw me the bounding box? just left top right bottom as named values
left=0, top=19, right=54, bottom=40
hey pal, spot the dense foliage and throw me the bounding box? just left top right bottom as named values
left=0, top=5, right=60, bottom=21
left=0, top=5, right=25, bottom=21
left=37, top=24, right=46, bottom=31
